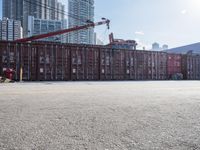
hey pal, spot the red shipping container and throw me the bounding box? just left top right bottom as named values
left=84, top=46, right=100, bottom=80
left=167, top=53, right=182, bottom=79
left=112, top=49, right=125, bottom=80
left=99, top=48, right=113, bottom=80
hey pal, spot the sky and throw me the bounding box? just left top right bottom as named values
left=1, top=0, right=200, bottom=49
left=94, top=0, right=200, bottom=49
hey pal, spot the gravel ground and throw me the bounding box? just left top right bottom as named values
left=1, top=81, right=200, bottom=150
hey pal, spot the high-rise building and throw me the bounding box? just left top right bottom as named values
left=56, top=2, right=65, bottom=20
left=0, top=17, right=23, bottom=41
left=50, top=0, right=57, bottom=20
left=61, top=19, right=68, bottom=43
left=8, top=19, right=14, bottom=41
left=14, top=20, right=23, bottom=40
left=3, top=0, right=25, bottom=28
left=152, top=42, right=160, bottom=50
left=2, top=0, right=66, bottom=37
left=162, top=44, right=169, bottom=50
left=28, top=16, right=67, bottom=43
left=68, top=0, right=94, bottom=44
left=0, top=20, right=2, bottom=40
left=1, top=17, right=8, bottom=40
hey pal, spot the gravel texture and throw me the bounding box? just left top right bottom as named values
left=1, top=81, right=200, bottom=150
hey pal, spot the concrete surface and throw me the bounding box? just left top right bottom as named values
left=0, top=81, right=200, bottom=150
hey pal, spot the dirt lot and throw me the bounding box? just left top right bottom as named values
left=0, top=81, right=200, bottom=150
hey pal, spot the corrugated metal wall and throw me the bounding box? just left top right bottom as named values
left=182, top=54, right=200, bottom=80
left=167, top=53, right=182, bottom=79
left=1, top=41, right=200, bottom=81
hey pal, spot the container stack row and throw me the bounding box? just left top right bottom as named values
left=1, top=41, right=200, bottom=81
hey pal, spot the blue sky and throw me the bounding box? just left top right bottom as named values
left=94, top=0, right=200, bottom=49
left=1, top=0, right=200, bottom=49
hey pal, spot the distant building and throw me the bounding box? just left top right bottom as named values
left=0, top=17, right=23, bottom=41
left=61, top=19, right=68, bottom=43
left=56, top=2, right=65, bottom=20
left=152, top=42, right=160, bottom=50
left=165, top=42, right=200, bottom=54
left=14, top=20, right=23, bottom=40
left=162, top=44, right=169, bottom=50
left=68, top=0, right=94, bottom=44
left=28, top=16, right=67, bottom=43
left=1, top=18, right=8, bottom=40
left=0, top=20, right=2, bottom=40
left=2, top=0, right=66, bottom=37
left=152, top=42, right=169, bottom=51
left=8, top=19, right=14, bottom=41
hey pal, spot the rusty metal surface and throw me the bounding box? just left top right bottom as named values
left=167, top=53, right=182, bottom=79
left=1, top=41, right=200, bottom=81
left=182, top=54, right=200, bottom=80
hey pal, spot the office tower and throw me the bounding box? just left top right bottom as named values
left=162, top=44, right=169, bottom=50
left=14, top=20, right=23, bottom=40
left=0, top=20, right=2, bottom=40
left=68, top=0, right=94, bottom=44
left=1, top=17, right=8, bottom=40
left=56, top=2, right=65, bottom=20
left=50, top=0, right=57, bottom=20
left=2, top=0, right=66, bottom=37
left=152, top=42, right=160, bottom=50
left=0, top=17, right=23, bottom=41
left=7, top=19, right=14, bottom=41
left=3, top=0, right=24, bottom=21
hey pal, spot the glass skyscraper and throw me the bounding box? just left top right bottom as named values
left=68, top=0, right=94, bottom=44
left=2, top=0, right=65, bottom=37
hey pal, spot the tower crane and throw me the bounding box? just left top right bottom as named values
left=14, top=18, right=110, bottom=43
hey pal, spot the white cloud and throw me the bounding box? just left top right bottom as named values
left=181, top=9, right=187, bottom=15
left=135, top=31, right=145, bottom=35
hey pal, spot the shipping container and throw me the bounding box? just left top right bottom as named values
left=157, top=52, right=168, bottom=80
left=182, top=53, right=200, bottom=80
left=125, top=50, right=136, bottom=80
left=99, top=48, right=113, bottom=80
left=70, top=45, right=86, bottom=81
left=167, top=53, right=182, bottom=79
left=84, top=46, right=100, bottom=80
left=134, top=50, right=167, bottom=80
left=3, top=41, right=199, bottom=82
left=0, top=42, right=19, bottom=80
left=112, top=49, right=125, bottom=80
left=20, top=43, right=37, bottom=81
left=135, top=50, right=145, bottom=80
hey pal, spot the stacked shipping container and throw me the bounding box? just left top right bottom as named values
left=0, top=41, right=200, bottom=81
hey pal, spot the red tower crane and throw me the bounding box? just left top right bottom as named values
left=14, top=18, right=110, bottom=43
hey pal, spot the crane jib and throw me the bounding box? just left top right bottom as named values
left=14, top=19, right=110, bottom=43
